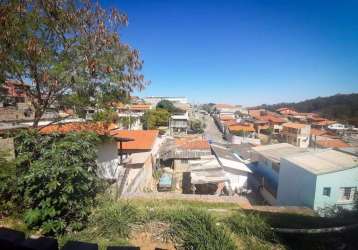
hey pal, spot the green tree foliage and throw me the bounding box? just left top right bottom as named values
left=201, top=103, right=215, bottom=113
left=118, top=116, right=138, bottom=129
left=0, top=149, right=17, bottom=215
left=259, top=93, right=358, bottom=126
left=2, top=130, right=105, bottom=234
left=0, top=0, right=146, bottom=127
left=141, top=108, right=170, bottom=129
left=156, top=100, right=179, bottom=113
left=92, top=108, right=119, bottom=123
left=190, top=119, right=206, bottom=134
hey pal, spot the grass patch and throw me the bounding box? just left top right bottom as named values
left=169, top=208, right=237, bottom=250
left=226, top=211, right=275, bottom=241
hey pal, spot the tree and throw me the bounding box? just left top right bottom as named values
left=0, top=149, right=17, bottom=215
left=118, top=116, right=138, bottom=129
left=156, top=100, right=180, bottom=113
left=92, top=108, right=119, bottom=124
left=13, top=130, right=104, bottom=234
left=0, top=0, right=146, bottom=127
left=141, top=108, right=170, bottom=129
left=190, top=119, right=206, bottom=134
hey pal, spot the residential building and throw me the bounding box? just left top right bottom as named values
left=277, top=149, right=358, bottom=212
left=211, top=144, right=252, bottom=193
left=111, top=130, right=160, bottom=155
left=169, top=112, right=189, bottom=135
left=282, top=123, right=311, bottom=148
left=250, top=143, right=307, bottom=205
left=249, top=109, right=286, bottom=134
left=0, top=80, right=30, bottom=106
left=224, top=123, right=260, bottom=145
left=39, top=122, right=120, bottom=181
left=159, top=136, right=212, bottom=192
left=328, top=123, right=349, bottom=131
left=111, top=129, right=163, bottom=194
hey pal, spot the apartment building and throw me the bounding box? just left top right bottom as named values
left=282, top=122, right=311, bottom=148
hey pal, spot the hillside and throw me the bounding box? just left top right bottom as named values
left=258, top=93, right=358, bottom=126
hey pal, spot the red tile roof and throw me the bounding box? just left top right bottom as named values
left=315, top=139, right=350, bottom=148
left=175, top=137, right=210, bottom=150
left=39, top=122, right=118, bottom=136
left=112, top=130, right=159, bottom=151
left=228, top=124, right=255, bottom=133
left=312, top=120, right=336, bottom=126
left=220, top=115, right=235, bottom=121
left=223, top=119, right=237, bottom=126
left=283, top=123, right=308, bottom=129
left=310, top=128, right=331, bottom=136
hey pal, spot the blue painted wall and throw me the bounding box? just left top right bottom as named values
left=315, top=167, right=358, bottom=210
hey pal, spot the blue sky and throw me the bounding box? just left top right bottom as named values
left=103, top=0, right=358, bottom=106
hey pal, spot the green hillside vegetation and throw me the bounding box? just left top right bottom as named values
left=258, top=93, right=358, bottom=126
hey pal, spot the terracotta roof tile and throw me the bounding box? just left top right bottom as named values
left=228, top=124, right=255, bottom=132
left=175, top=137, right=210, bottom=150
left=310, top=128, right=331, bottom=136
left=283, top=122, right=308, bottom=129
left=220, top=115, right=235, bottom=121
left=312, top=120, right=336, bottom=126
left=113, top=130, right=159, bottom=151
left=39, top=122, right=118, bottom=135
left=316, top=139, right=350, bottom=148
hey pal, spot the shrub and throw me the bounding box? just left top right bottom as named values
left=90, top=201, right=141, bottom=239
left=170, top=208, right=237, bottom=250
left=0, top=149, right=17, bottom=215
left=14, top=130, right=104, bottom=234
left=226, top=211, right=275, bottom=241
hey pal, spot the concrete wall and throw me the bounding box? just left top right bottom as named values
left=227, top=134, right=261, bottom=145
left=277, top=158, right=316, bottom=208
left=124, top=154, right=154, bottom=193
left=96, top=141, right=120, bottom=180
left=314, top=167, right=358, bottom=211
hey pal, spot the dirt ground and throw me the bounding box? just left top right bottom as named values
left=129, top=222, right=176, bottom=250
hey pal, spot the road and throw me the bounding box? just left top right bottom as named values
left=202, top=115, right=228, bottom=144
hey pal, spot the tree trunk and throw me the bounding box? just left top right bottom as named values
left=32, top=108, right=43, bottom=128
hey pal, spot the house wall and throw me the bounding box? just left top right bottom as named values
left=225, top=170, right=248, bottom=191
left=96, top=141, right=120, bottom=180
left=277, top=158, right=316, bottom=208
left=227, top=134, right=261, bottom=145
left=314, top=167, right=358, bottom=211
left=124, top=154, right=154, bottom=193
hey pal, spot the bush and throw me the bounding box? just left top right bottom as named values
left=226, top=211, right=275, bottom=241
left=0, top=149, right=17, bottom=215
left=13, top=130, right=104, bottom=234
left=170, top=208, right=237, bottom=250
left=90, top=201, right=141, bottom=239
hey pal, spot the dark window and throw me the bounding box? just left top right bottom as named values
left=323, top=187, right=331, bottom=197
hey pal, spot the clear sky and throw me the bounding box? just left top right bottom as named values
left=102, top=0, right=358, bottom=106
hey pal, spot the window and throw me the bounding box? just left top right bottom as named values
left=340, top=187, right=356, bottom=201
left=181, top=159, right=188, bottom=164
left=323, top=187, right=331, bottom=197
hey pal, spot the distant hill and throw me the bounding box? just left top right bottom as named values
left=257, top=93, right=358, bottom=126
